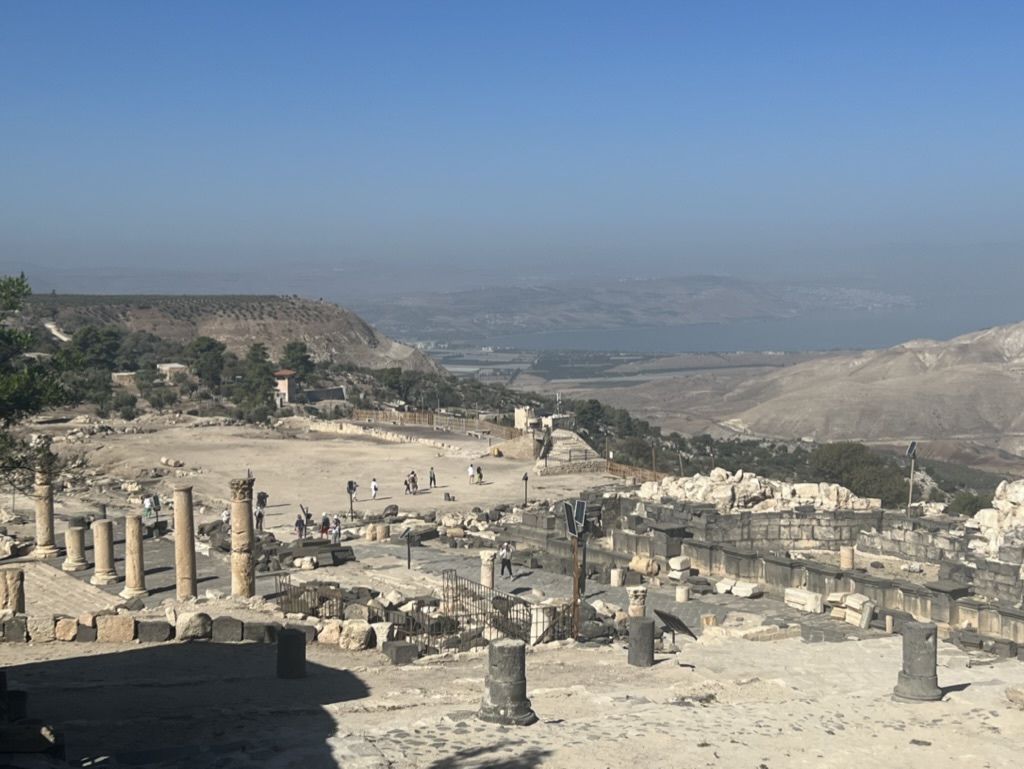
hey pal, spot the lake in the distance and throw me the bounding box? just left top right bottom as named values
left=483, top=307, right=1022, bottom=354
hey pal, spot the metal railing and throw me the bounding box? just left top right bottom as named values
left=352, top=409, right=522, bottom=441
left=273, top=574, right=345, bottom=619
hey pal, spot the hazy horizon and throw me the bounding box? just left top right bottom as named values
left=3, top=3, right=1023, bottom=348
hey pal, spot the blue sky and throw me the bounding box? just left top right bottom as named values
left=2, top=2, right=1023, bottom=289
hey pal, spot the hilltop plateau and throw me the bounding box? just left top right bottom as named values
left=22, top=294, right=441, bottom=373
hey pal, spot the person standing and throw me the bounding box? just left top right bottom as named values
left=320, top=512, right=330, bottom=538
left=294, top=514, right=305, bottom=540
left=499, top=542, right=514, bottom=579
left=371, top=478, right=379, bottom=499
left=254, top=505, right=264, bottom=532
left=429, top=467, right=436, bottom=488
left=143, top=495, right=153, bottom=519
left=476, top=465, right=484, bottom=485
left=467, top=463, right=475, bottom=485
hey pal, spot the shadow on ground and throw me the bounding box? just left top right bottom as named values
left=7, top=641, right=370, bottom=764
left=424, top=742, right=552, bottom=769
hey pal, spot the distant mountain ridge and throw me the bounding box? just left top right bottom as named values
left=352, top=275, right=913, bottom=343
left=23, top=294, right=441, bottom=373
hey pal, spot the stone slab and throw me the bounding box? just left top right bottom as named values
left=382, top=640, right=419, bottom=665
left=137, top=619, right=174, bottom=643
left=76, top=623, right=97, bottom=642
left=212, top=616, right=244, bottom=643
left=96, top=614, right=136, bottom=643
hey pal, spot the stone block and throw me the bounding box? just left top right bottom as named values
left=784, top=587, right=824, bottom=614
left=55, top=617, right=77, bottom=641
left=285, top=623, right=317, bottom=645
left=858, top=600, right=875, bottom=629
left=2, top=616, right=28, bottom=642
left=96, top=614, right=136, bottom=642
left=340, top=619, right=375, bottom=651
left=343, top=603, right=370, bottom=621
left=382, top=640, right=419, bottom=665
left=176, top=612, right=212, bottom=641
left=137, top=619, right=174, bottom=643
left=243, top=621, right=280, bottom=643
left=318, top=619, right=343, bottom=645
left=844, top=593, right=872, bottom=612
left=28, top=615, right=56, bottom=643
left=826, top=592, right=849, bottom=606
left=76, top=624, right=97, bottom=642
left=715, top=579, right=736, bottom=594
left=212, top=616, right=244, bottom=643
left=732, top=581, right=763, bottom=599
left=830, top=607, right=847, bottom=620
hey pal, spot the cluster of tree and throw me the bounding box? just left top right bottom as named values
left=0, top=274, right=69, bottom=488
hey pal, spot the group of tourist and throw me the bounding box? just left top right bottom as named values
left=467, top=463, right=484, bottom=485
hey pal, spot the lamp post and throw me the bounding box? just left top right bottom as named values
left=522, top=473, right=529, bottom=506
left=906, top=441, right=918, bottom=516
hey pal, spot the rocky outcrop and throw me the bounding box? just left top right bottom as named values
left=971, top=479, right=1024, bottom=558
left=638, top=467, right=881, bottom=513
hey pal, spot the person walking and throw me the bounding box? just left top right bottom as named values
left=467, top=463, right=475, bottom=485
left=499, top=542, right=514, bottom=579
left=409, top=470, right=418, bottom=494
left=143, top=495, right=153, bottom=519
left=371, top=478, right=379, bottom=499
left=476, top=465, right=484, bottom=485
left=429, top=467, right=436, bottom=488
left=319, top=512, right=330, bottom=538
left=294, top=514, right=305, bottom=540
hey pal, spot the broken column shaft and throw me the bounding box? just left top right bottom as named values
left=480, top=550, right=496, bottom=589
left=477, top=639, right=537, bottom=726
left=89, top=519, right=120, bottom=585
left=62, top=527, right=89, bottom=572
left=893, top=621, right=942, bottom=702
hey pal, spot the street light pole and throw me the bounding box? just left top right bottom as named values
left=522, top=473, right=529, bottom=506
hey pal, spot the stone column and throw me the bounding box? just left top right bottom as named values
left=0, top=568, right=26, bottom=613
left=477, top=639, right=538, bottom=726
left=628, top=616, right=655, bottom=668
left=675, top=585, right=690, bottom=603
left=609, top=568, right=625, bottom=587
left=627, top=586, right=648, bottom=618
left=62, top=527, right=89, bottom=572
left=89, top=519, right=120, bottom=585
left=893, top=621, right=942, bottom=702
left=120, top=514, right=148, bottom=598
left=840, top=545, right=855, bottom=570
left=173, top=485, right=197, bottom=599
left=230, top=477, right=256, bottom=598
left=33, top=468, right=60, bottom=559
left=480, top=550, right=496, bottom=589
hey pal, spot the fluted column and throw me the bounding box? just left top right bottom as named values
left=120, top=514, right=148, bottom=598
left=0, top=568, right=25, bottom=613
left=173, top=485, right=197, bottom=599
left=230, top=478, right=256, bottom=598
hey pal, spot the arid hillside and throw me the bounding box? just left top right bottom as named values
left=517, top=321, right=1024, bottom=474
left=24, top=294, right=442, bottom=373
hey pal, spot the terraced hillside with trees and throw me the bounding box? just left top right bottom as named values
left=22, top=294, right=440, bottom=374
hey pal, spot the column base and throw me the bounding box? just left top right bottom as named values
left=62, top=560, right=89, bottom=572
left=119, top=586, right=149, bottom=599
left=33, top=545, right=61, bottom=559
left=90, top=572, right=122, bottom=586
